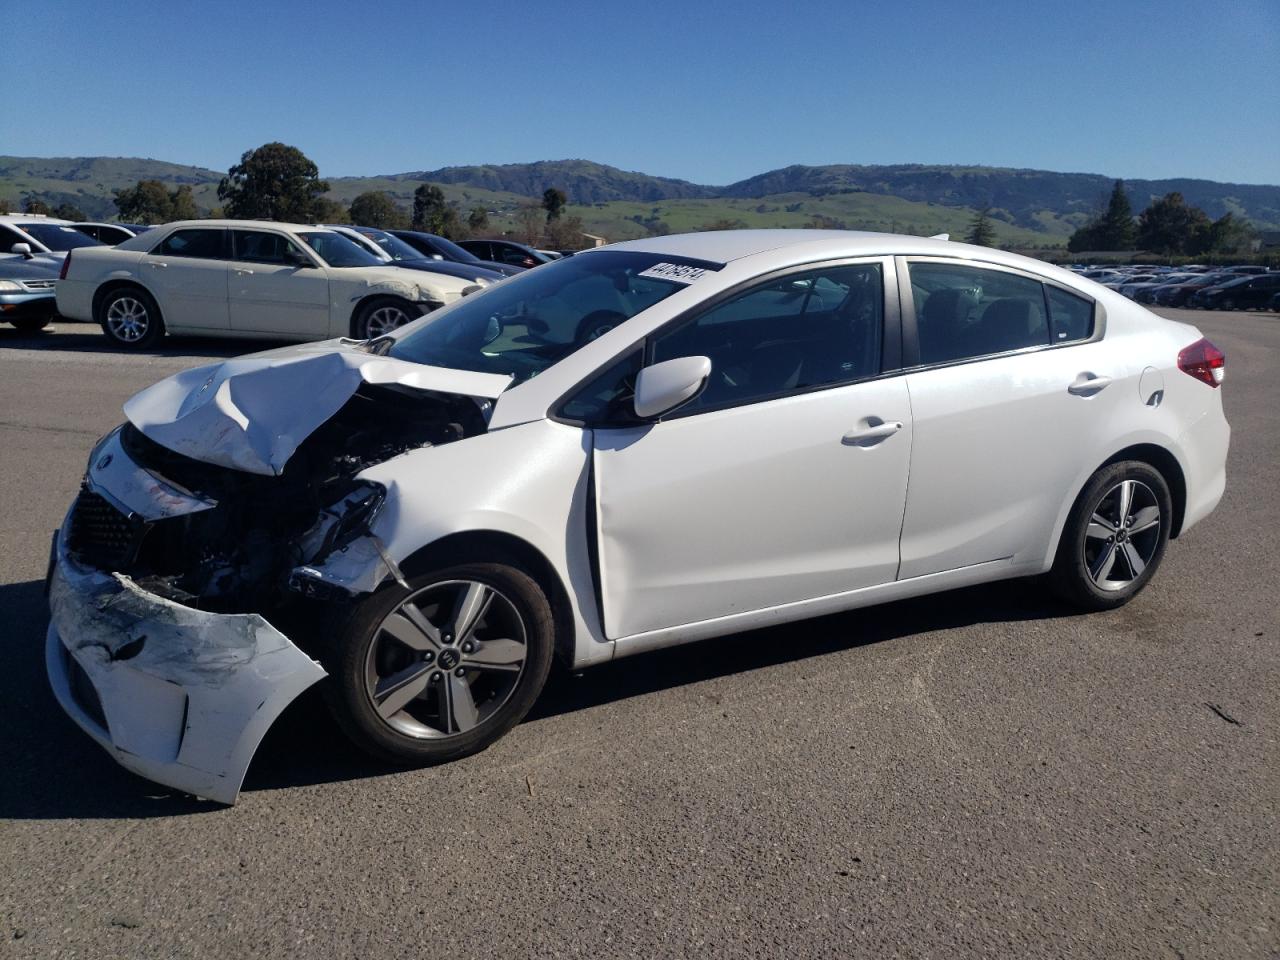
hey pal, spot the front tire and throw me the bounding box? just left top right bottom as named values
left=10, top=316, right=51, bottom=334
left=97, top=286, right=163, bottom=348
left=1050, top=461, right=1172, bottom=610
left=326, top=562, right=554, bottom=765
left=353, top=297, right=420, bottom=340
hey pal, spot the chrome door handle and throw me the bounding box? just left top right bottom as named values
left=147, top=261, right=167, bottom=268
left=234, top=268, right=254, bottom=276
left=842, top=421, right=903, bottom=446
left=1068, top=373, right=1112, bottom=396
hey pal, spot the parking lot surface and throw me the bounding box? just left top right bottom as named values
left=1, top=309, right=1276, bottom=959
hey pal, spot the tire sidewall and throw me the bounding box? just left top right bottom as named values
left=98, top=286, right=163, bottom=348
left=354, top=297, right=417, bottom=340
left=326, top=561, right=555, bottom=764
left=1053, top=461, right=1173, bottom=609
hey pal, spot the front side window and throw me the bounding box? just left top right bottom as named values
left=650, top=263, right=884, bottom=414
left=155, top=228, right=226, bottom=259
left=390, top=251, right=714, bottom=383
left=909, top=262, right=1049, bottom=364
left=296, top=231, right=383, bottom=268
left=233, top=230, right=307, bottom=265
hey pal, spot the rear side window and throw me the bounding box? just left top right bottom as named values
left=909, top=262, right=1049, bottom=364
left=1046, top=286, right=1095, bottom=342
left=651, top=262, right=884, bottom=414
left=156, top=229, right=225, bottom=259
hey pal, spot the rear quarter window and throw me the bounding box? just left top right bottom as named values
left=1046, top=286, right=1095, bottom=343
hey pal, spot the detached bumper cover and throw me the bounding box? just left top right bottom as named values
left=46, top=542, right=326, bottom=805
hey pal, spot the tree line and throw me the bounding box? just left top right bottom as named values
left=1066, top=181, right=1254, bottom=255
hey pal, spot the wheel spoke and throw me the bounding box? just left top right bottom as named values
left=440, top=674, right=480, bottom=733
left=374, top=663, right=433, bottom=718
left=449, top=582, right=492, bottom=643
left=1087, top=512, right=1117, bottom=540
left=1090, top=542, right=1117, bottom=584
left=1121, top=541, right=1147, bottom=579
left=464, top=638, right=524, bottom=672
left=381, top=608, right=441, bottom=652
left=1117, top=480, right=1135, bottom=525
left=1129, top=505, right=1160, bottom=535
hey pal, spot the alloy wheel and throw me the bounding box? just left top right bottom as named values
left=364, top=579, right=528, bottom=739
left=1083, top=479, right=1162, bottom=591
left=105, top=296, right=150, bottom=342
left=365, top=304, right=412, bottom=338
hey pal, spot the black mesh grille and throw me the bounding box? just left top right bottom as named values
left=67, top=488, right=143, bottom=570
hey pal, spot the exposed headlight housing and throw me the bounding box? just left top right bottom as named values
left=0, top=280, right=23, bottom=292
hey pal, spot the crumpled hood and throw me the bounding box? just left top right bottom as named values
left=123, top=341, right=512, bottom=477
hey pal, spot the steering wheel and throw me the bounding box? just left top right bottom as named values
left=575, top=310, right=628, bottom=345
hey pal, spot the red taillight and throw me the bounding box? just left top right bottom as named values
left=1178, top=337, right=1225, bottom=387
left=59, top=250, right=71, bottom=280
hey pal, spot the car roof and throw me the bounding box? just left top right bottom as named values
left=0, top=215, right=75, bottom=226
left=603, top=228, right=1046, bottom=270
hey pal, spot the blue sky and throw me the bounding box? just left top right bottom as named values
left=12, top=0, right=1279, bottom=185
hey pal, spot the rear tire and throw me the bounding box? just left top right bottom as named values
left=325, top=562, right=555, bottom=765
left=97, top=286, right=163, bottom=349
left=1050, top=461, right=1172, bottom=611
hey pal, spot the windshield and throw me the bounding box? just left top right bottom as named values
left=431, top=234, right=481, bottom=263
left=389, top=251, right=717, bottom=383
left=298, top=231, right=383, bottom=267
left=356, top=229, right=431, bottom=263
left=17, top=223, right=103, bottom=252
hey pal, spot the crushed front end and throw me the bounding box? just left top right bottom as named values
left=46, top=356, right=495, bottom=803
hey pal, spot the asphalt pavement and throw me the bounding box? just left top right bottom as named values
left=0, top=309, right=1275, bottom=959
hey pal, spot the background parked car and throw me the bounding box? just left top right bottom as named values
left=1189, top=274, right=1280, bottom=310
left=0, top=256, right=59, bottom=332
left=457, top=238, right=554, bottom=269
left=0, top=215, right=104, bottom=260
left=1268, top=291, right=1280, bottom=313
left=71, top=222, right=153, bottom=245
left=56, top=220, right=481, bottom=348
left=388, top=230, right=523, bottom=277
left=1150, top=272, right=1246, bottom=307
left=325, top=226, right=506, bottom=286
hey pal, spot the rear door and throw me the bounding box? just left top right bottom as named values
left=588, top=259, right=912, bottom=638
left=228, top=229, right=331, bottom=337
left=897, top=258, right=1128, bottom=578
left=139, top=228, right=230, bottom=331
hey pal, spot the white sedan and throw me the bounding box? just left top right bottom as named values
left=55, top=219, right=483, bottom=347
left=46, top=230, right=1229, bottom=802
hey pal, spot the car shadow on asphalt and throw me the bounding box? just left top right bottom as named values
left=0, top=325, right=287, bottom=359
left=0, top=574, right=1080, bottom=819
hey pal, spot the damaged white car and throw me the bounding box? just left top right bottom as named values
left=47, top=230, right=1229, bottom=803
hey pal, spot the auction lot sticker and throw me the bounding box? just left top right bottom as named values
left=638, top=262, right=711, bottom=284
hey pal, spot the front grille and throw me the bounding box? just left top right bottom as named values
left=22, top=279, right=56, bottom=290
left=67, top=488, right=144, bottom=570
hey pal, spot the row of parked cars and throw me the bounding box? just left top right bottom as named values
left=0, top=213, right=562, bottom=340
left=1068, top=262, right=1280, bottom=311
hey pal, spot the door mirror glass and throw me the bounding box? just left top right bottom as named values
left=633, top=355, right=711, bottom=419
left=285, top=247, right=313, bottom=268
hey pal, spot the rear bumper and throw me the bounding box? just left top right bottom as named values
left=1177, top=396, right=1230, bottom=536
left=46, top=529, right=326, bottom=804
left=54, top=278, right=94, bottom=322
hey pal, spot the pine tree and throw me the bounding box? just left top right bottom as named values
left=966, top=206, right=996, bottom=247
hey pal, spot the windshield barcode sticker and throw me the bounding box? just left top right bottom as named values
left=638, top=262, right=710, bottom=284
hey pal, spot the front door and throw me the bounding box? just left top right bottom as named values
left=228, top=229, right=331, bottom=337
left=591, top=260, right=912, bottom=638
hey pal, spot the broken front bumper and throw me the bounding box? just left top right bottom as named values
left=46, top=533, right=327, bottom=805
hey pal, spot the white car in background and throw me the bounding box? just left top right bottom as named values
left=0, top=214, right=104, bottom=261
left=55, top=220, right=483, bottom=347
left=46, top=230, right=1229, bottom=803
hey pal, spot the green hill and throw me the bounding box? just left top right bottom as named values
left=4, top=155, right=1277, bottom=247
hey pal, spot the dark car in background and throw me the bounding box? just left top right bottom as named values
left=1150, top=271, right=1246, bottom=307
left=1189, top=274, right=1280, bottom=310
left=0, top=256, right=60, bottom=332
left=326, top=226, right=507, bottom=285
left=389, top=230, right=524, bottom=277
left=71, top=222, right=153, bottom=245
left=457, top=238, right=554, bottom=269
